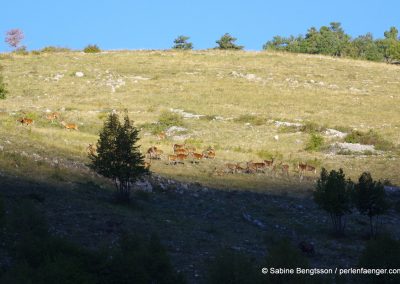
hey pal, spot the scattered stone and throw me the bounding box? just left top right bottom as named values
left=75, top=72, right=84, bottom=77
left=325, top=128, right=347, bottom=139
left=171, top=108, right=205, bottom=119
left=274, top=121, right=302, bottom=127
left=165, top=126, right=188, bottom=136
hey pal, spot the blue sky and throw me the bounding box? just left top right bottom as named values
left=1, top=0, right=399, bottom=51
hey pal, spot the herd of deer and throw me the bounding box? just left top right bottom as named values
left=144, top=142, right=317, bottom=179
left=16, top=113, right=317, bottom=179
left=146, top=144, right=216, bottom=166
left=16, top=112, right=79, bottom=130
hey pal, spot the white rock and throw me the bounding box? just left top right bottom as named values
left=274, top=135, right=279, bottom=141
left=75, top=72, right=84, bottom=77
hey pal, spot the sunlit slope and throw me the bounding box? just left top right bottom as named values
left=0, top=50, right=399, bottom=190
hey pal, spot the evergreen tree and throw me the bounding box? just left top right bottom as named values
left=353, top=172, right=389, bottom=238
left=314, top=168, right=353, bottom=236
left=216, top=33, right=243, bottom=50
left=172, top=35, right=193, bottom=50
left=89, top=112, right=147, bottom=202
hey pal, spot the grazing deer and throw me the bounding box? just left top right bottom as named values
left=17, top=117, right=34, bottom=125
left=61, top=121, right=78, bottom=130
left=46, top=112, right=60, bottom=123
left=167, top=154, right=177, bottom=165
left=190, top=152, right=204, bottom=163
left=87, top=143, right=97, bottom=155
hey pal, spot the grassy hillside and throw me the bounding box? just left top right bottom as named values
left=0, top=50, right=399, bottom=191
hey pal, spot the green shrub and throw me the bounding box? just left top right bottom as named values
left=206, top=249, right=261, bottom=284
left=83, top=44, right=101, bottom=53
left=358, top=235, right=400, bottom=283
left=257, top=150, right=282, bottom=160
left=41, top=46, right=71, bottom=53
left=158, top=111, right=184, bottom=128
left=234, top=114, right=265, bottom=126
left=305, top=133, right=324, bottom=151
left=31, top=50, right=41, bottom=55
left=345, top=129, right=394, bottom=151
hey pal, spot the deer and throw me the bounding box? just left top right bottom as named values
left=17, top=117, right=34, bottom=125
left=225, top=163, right=238, bottom=174
left=87, top=143, right=97, bottom=155
left=273, top=162, right=289, bottom=177
left=46, top=112, right=60, bottom=123
left=263, top=158, right=274, bottom=169
left=297, top=162, right=307, bottom=175
left=173, top=143, right=185, bottom=151
left=174, top=148, right=188, bottom=155
left=61, top=121, right=78, bottom=130
left=203, top=150, right=216, bottom=159
left=157, top=132, right=166, bottom=140
left=247, top=161, right=266, bottom=173
left=190, top=152, right=204, bottom=163
left=306, top=164, right=317, bottom=174
left=176, top=153, right=188, bottom=164
left=235, top=163, right=246, bottom=173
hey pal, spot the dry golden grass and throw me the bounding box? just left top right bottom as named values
left=0, top=50, right=399, bottom=192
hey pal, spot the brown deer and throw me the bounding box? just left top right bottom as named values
left=190, top=152, right=204, bottom=163
left=176, top=153, right=188, bottom=164
left=157, top=132, right=166, bottom=140
left=263, top=158, right=274, bottom=169
left=17, top=117, right=34, bottom=125
left=61, top=121, right=78, bottom=130
left=225, top=163, right=238, bottom=174
left=203, top=150, right=216, bottom=159
left=173, top=143, right=185, bottom=151
left=306, top=164, right=317, bottom=174
left=46, top=112, right=60, bottom=123
left=174, top=148, right=188, bottom=155
left=273, top=162, right=289, bottom=177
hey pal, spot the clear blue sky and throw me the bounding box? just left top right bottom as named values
left=1, top=0, right=399, bottom=51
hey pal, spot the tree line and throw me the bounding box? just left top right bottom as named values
left=263, top=22, right=400, bottom=63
